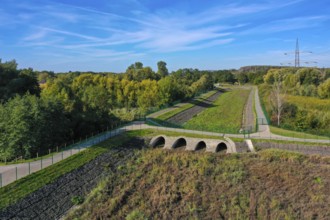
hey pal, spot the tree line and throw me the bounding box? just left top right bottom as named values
left=1, top=60, right=224, bottom=161
left=258, top=67, right=330, bottom=136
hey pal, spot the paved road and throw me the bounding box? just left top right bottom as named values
left=1, top=88, right=329, bottom=187
left=0, top=127, right=128, bottom=187
left=253, top=87, right=271, bottom=135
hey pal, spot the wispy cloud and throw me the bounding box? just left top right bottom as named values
left=1, top=0, right=329, bottom=71
left=257, top=16, right=329, bottom=33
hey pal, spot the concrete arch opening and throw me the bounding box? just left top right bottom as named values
left=172, top=138, right=187, bottom=150
left=150, top=136, right=166, bottom=148
left=216, top=142, right=227, bottom=153
left=195, top=141, right=206, bottom=151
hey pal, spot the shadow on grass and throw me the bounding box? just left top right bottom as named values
left=188, top=100, right=216, bottom=108
left=147, top=118, right=182, bottom=129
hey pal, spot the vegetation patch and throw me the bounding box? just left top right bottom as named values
left=65, top=148, right=330, bottom=219
left=259, top=148, right=307, bottom=163
left=269, top=126, right=330, bottom=140
left=183, top=88, right=250, bottom=133
left=258, top=68, right=330, bottom=137
left=251, top=137, right=330, bottom=147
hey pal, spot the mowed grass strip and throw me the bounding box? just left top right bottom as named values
left=0, top=134, right=132, bottom=210
left=270, top=126, right=330, bottom=140
left=157, top=90, right=217, bottom=121
left=183, top=89, right=250, bottom=133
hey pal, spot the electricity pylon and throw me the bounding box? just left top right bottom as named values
left=282, top=38, right=316, bottom=67
left=295, top=38, right=300, bottom=67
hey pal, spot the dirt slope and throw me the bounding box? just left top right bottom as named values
left=66, top=146, right=330, bottom=220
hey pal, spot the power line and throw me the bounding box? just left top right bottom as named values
left=282, top=38, right=316, bottom=67
left=295, top=38, right=300, bottom=68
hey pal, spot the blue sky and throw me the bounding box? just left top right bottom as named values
left=0, top=0, right=329, bottom=72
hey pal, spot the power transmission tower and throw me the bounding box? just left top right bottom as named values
left=281, top=38, right=316, bottom=68
left=295, top=38, right=300, bottom=68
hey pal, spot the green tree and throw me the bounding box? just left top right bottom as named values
left=157, top=61, right=169, bottom=78
left=318, top=78, right=330, bottom=99
left=137, top=80, right=160, bottom=111
left=237, top=72, right=248, bottom=85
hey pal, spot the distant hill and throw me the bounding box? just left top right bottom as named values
left=239, top=65, right=330, bottom=73
left=239, top=65, right=282, bottom=73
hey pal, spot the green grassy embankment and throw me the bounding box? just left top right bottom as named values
left=65, top=147, right=330, bottom=219
left=183, top=88, right=250, bottom=133
left=270, top=126, right=330, bottom=140
left=156, top=90, right=217, bottom=121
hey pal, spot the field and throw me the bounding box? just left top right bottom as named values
left=65, top=146, right=330, bottom=219
left=286, top=95, right=330, bottom=111
left=182, top=88, right=251, bottom=133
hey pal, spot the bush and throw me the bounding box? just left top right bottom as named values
left=71, top=196, right=84, bottom=205
left=126, top=209, right=147, bottom=220
left=259, top=149, right=306, bottom=163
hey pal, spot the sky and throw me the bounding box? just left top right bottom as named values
left=0, top=0, right=330, bottom=73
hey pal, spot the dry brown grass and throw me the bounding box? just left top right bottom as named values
left=65, top=146, right=330, bottom=220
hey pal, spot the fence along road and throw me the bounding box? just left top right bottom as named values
left=0, top=125, right=139, bottom=188
left=1, top=89, right=330, bottom=187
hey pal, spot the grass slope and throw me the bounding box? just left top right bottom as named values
left=157, top=90, right=217, bottom=121
left=183, top=88, right=250, bottom=133
left=66, top=148, right=330, bottom=219
left=270, top=126, right=330, bottom=140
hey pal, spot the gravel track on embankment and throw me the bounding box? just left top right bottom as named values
left=167, top=91, right=222, bottom=125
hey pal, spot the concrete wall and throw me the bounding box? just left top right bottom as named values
left=149, top=135, right=237, bottom=153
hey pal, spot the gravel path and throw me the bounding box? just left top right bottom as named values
left=242, top=87, right=255, bottom=132
left=254, top=87, right=271, bottom=135
left=167, top=91, right=222, bottom=124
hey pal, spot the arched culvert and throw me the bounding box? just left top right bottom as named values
left=216, top=142, right=227, bottom=153
left=150, top=136, right=166, bottom=148
left=172, top=138, right=187, bottom=150
left=195, top=141, right=206, bottom=151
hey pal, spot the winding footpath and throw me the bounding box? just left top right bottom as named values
left=1, top=88, right=329, bottom=187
